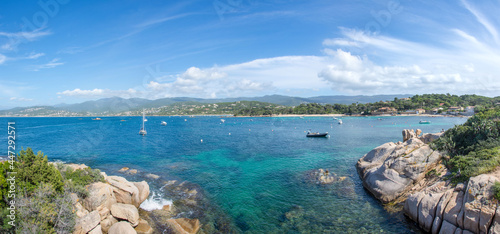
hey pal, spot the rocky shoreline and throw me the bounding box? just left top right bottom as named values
left=356, top=129, right=500, bottom=234
left=58, top=163, right=205, bottom=234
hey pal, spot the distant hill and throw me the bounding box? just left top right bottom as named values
left=0, top=94, right=414, bottom=116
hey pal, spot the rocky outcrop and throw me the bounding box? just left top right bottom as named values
left=110, top=203, right=140, bottom=227
left=402, top=173, right=500, bottom=233
left=357, top=129, right=500, bottom=234
left=166, top=218, right=201, bottom=234
left=74, top=211, right=101, bottom=234
left=356, top=130, right=443, bottom=203
left=68, top=165, right=153, bottom=234
left=84, top=182, right=117, bottom=211
left=108, top=221, right=137, bottom=234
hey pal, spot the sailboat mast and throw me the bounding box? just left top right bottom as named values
left=142, top=110, right=145, bottom=130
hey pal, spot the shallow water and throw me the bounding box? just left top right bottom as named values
left=1, top=116, right=466, bottom=233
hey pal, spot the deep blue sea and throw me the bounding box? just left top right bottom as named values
left=1, top=116, right=467, bottom=233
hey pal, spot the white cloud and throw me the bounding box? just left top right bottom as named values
left=33, top=58, right=64, bottom=71
left=27, top=52, right=45, bottom=59
left=57, top=88, right=140, bottom=99
left=0, top=30, right=51, bottom=51
left=318, top=49, right=469, bottom=93
left=0, top=54, right=6, bottom=64
left=10, top=97, right=33, bottom=102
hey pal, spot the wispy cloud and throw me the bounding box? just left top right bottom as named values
left=135, top=13, right=194, bottom=28
left=461, top=0, right=499, bottom=44
left=0, top=30, right=51, bottom=51
left=10, top=97, right=34, bottom=102
left=32, top=58, right=64, bottom=71
left=0, top=54, right=6, bottom=64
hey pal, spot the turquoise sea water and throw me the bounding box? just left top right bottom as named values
left=1, top=116, right=467, bottom=233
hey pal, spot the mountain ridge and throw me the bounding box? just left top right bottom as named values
left=0, top=94, right=413, bottom=116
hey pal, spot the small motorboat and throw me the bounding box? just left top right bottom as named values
left=306, top=131, right=329, bottom=137
left=161, top=121, right=167, bottom=126
left=419, top=120, right=431, bottom=124
left=338, top=119, right=343, bottom=125
left=221, top=119, right=225, bottom=123
left=92, top=117, right=102, bottom=120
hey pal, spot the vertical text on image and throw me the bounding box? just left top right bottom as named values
left=7, top=122, right=16, bottom=227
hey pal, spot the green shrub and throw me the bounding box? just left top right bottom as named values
left=17, top=148, right=64, bottom=194
left=493, top=182, right=500, bottom=201
left=16, top=183, right=75, bottom=234
left=432, top=108, right=500, bottom=182
left=59, top=166, right=104, bottom=198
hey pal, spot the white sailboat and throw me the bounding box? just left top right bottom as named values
left=139, top=110, right=147, bottom=135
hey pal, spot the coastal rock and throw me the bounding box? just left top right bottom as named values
left=74, top=210, right=101, bottom=234
left=416, top=129, right=422, bottom=137
left=67, top=163, right=89, bottom=171
left=84, top=182, right=117, bottom=211
left=88, top=225, right=103, bottom=234
left=133, top=181, right=150, bottom=205
left=106, top=176, right=142, bottom=207
left=402, top=129, right=416, bottom=142
left=75, top=202, right=90, bottom=218
left=101, top=215, right=118, bottom=233
left=97, top=206, right=110, bottom=220
left=111, top=203, right=140, bottom=227
left=357, top=137, right=442, bottom=203
left=418, top=192, right=444, bottom=232
left=119, top=167, right=129, bottom=172
left=440, top=220, right=457, bottom=234
left=128, top=169, right=138, bottom=175
left=108, top=221, right=137, bottom=234
left=419, top=132, right=443, bottom=144
left=489, top=205, right=500, bottom=233
left=134, top=218, right=154, bottom=234
left=166, top=218, right=201, bottom=234
left=146, top=173, right=160, bottom=180
left=305, top=169, right=346, bottom=184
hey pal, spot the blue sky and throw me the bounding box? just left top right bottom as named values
left=0, top=0, right=499, bottom=107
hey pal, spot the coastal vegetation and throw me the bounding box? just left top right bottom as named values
left=1, top=94, right=498, bottom=117
left=431, top=108, right=500, bottom=182
left=0, top=148, right=104, bottom=233
left=234, top=94, right=500, bottom=116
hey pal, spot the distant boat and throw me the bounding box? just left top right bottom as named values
left=419, top=120, right=431, bottom=124
left=92, top=118, right=102, bottom=120
left=161, top=121, right=167, bottom=126
left=139, top=110, right=147, bottom=135
left=306, top=130, right=329, bottom=138
left=338, top=119, right=343, bottom=125
left=184, top=119, right=187, bottom=122
left=333, top=117, right=338, bottom=120
left=221, top=119, right=225, bottom=123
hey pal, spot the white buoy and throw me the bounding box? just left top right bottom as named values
left=201, top=139, right=203, bottom=143
left=229, top=133, right=231, bottom=135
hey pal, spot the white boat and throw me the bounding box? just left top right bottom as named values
left=338, top=119, right=343, bottom=125
left=139, top=110, right=147, bottom=135
left=221, top=119, right=225, bottom=123
left=161, top=121, right=167, bottom=126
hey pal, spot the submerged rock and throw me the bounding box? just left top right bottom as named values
left=304, top=169, right=347, bottom=185
left=166, top=218, right=201, bottom=234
